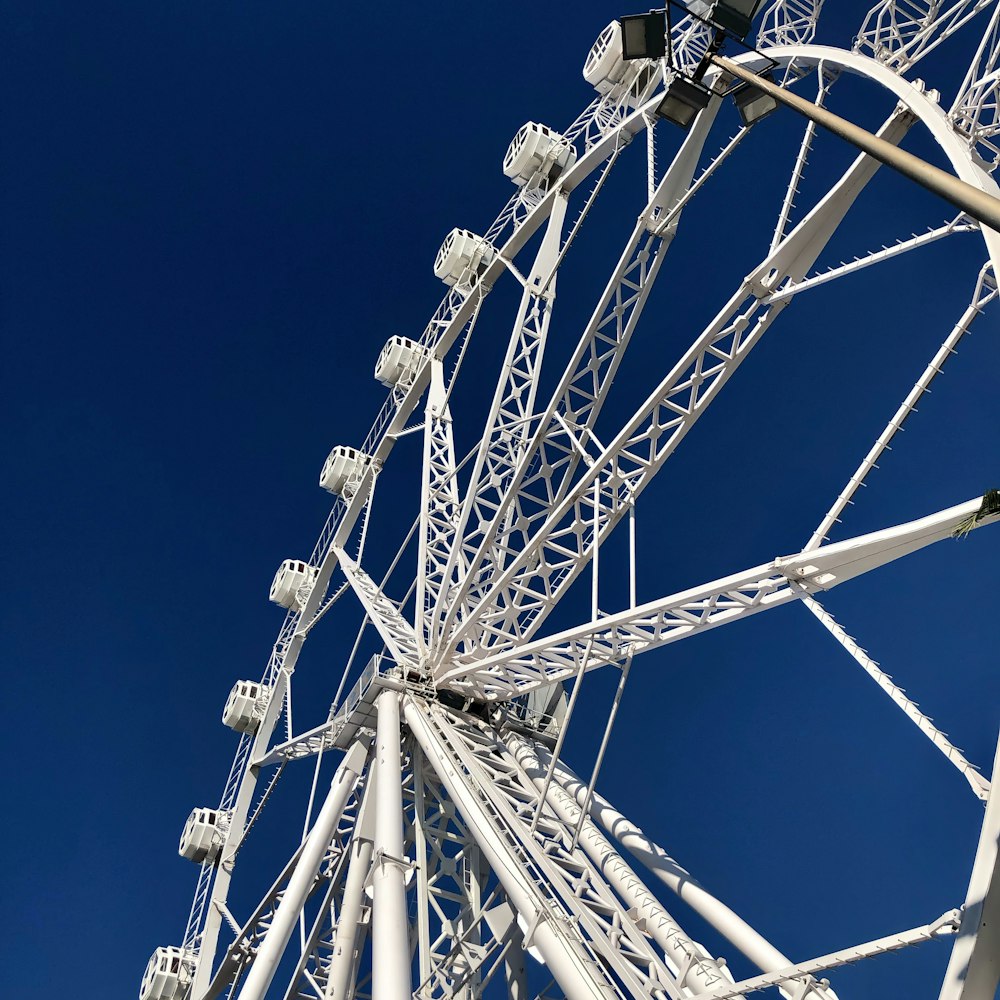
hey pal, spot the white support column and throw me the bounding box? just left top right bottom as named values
left=508, top=733, right=742, bottom=995
left=326, top=771, right=377, bottom=1000
left=235, top=741, right=369, bottom=1000
left=371, top=691, right=412, bottom=1000
left=939, top=729, right=1000, bottom=1000
left=403, top=698, right=618, bottom=1000
left=541, top=748, right=798, bottom=978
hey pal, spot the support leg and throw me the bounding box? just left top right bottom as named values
left=371, top=691, right=412, bottom=1000
left=939, top=729, right=1000, bottom=1000
left=326, top=772, right=377, bottom=1000
left=235, top=741, right=369, bottom=1000
left=539, top=744, right=799, bottom=976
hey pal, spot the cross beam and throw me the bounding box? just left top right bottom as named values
left=437, top=494, right=999, bottom=698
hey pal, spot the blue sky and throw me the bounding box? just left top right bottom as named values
left=2, top=3, right=998, bottom=998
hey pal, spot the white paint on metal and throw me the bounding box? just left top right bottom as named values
left=371, top=692, right=412, bottom=1000
left=234, top=741, right=368, bottom=1000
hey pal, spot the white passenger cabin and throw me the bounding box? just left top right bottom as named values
left=583, top=22, right=656, bottom=107
left=319, top=446, right=372, bottom=496
left=503, top=123, right=577, bottom=187
left=433, top=229, right=495, bottom=288
left=269, top=559, right=317, bottom=609
left=375, top=336, right=427, bottom=388
left=583, top=21, right=630, bottom=93
left=139, top=947, right=191, bottom=1000
left=178, top=807, right=227, bottom=863
left=222, top=680, right=269, bottom=734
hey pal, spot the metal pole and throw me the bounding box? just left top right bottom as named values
left=628, top=502, right=636, bottom=608
left=326, top=773, right=377, bottom=1000
left=540, top=746, right=796, bottom=976
left=938, top=728, right=1000, bottom=1000
left=371, top=691, right=412, bottom=1000
left=569, top=654, right=631, bottom=852
left=235, top=741, right=369, bottom=1000
left=711, top=54, right=1000, bottom=234
left=402, top=698, right=615, bottom=1000
left=508, top=734, right=737, bottom=994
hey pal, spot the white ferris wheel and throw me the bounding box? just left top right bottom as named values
left=139, top=3, right=1000, bottom=1000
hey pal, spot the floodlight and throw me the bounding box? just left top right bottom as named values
left=733, top=76, right=778, bottom=125
left=654, top=76, right=712, bottom=128
left=619, top=12, right=667, bottom=60
left=709, top=0, right=766, bottom=39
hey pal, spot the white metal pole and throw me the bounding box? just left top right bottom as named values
left=540, top=747, right=795, bottom=976
left=713, top=54, right=1000, bottom=234
left=235, top=741, right=369, bottom=1000
left=325, top=771, right=377, bottom=1000
left=628, top=502, right=636, bottom=608
left=508, top=734, right=736, bottom=993
left=591, top=478, right=600, bottom=621
left=403, top=699, right=615, bottom=1000
left=371, top=691, right=412, bottom=1000
left=569, top=654, right=631, bottom=852
left=938, top=728, right=1000, bottom=1000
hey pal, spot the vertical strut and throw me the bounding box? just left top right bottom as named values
left=371, top=692, right=412, bottom=1000
left=326, top=774, right=377, bottom=1000
left=939, top=731, right=1000, bottom=1000
left=235, top=741, right=369, bottom=1000
left=540, top=748, right=812, bottom=981
left=417, top=359, right=462, bottom=650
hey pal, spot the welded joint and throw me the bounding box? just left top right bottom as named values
left=930, top=907, right=964, bottom=936
left=497, top=254, right=529, bottom=288
left=517, top=907, right=545, bottom=952
left=366, top=848, right=415, bottom=884
left=553, top=412, right=597, bottom=469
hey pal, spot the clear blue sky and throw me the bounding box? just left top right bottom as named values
left=2, top=3, right=998, bottom=998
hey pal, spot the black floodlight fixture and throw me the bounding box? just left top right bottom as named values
left=654, top=75, right=712, bottom=128
left=620, top=11, right=667, bottom=60
left=733, top=75, right=779, bottom=125
left=708, top=0, right=767, bottom=40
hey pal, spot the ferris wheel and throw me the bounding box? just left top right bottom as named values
left=139, top=3, right=1000, bottom=1000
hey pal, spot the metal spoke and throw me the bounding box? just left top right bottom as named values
left=147, top=20, right=1000, bottom=1000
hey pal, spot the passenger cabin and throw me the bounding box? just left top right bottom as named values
left=178, top=807, right=226, bottom=863
left=583, top=21, right=630, bottom=94
left=433, top=229, right=495, bottom=288
left=375, top=336, right=427, bottom=388
left=269, top=559, right=317, bottom=609
left=319, top=446, right=372, bottom=496
left=583, top=22, right=657, bottom=107
left=139, top=947, right=191, bottom=1000
left=222, top=680, right=269, bottom=734
left=502, top=122, right=577, bottom=187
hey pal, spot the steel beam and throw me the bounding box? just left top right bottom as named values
left=326, top=773, right=377, bottom=1000
left=371, top=692, right=412, bottom=1000
left=235, top=741, right=369, bottom=1000
left=939, top=730, right=1000, bottom=999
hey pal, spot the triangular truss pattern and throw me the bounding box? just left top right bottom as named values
left=433, top=110, right=722, bottom=663
left=951, top=0, right=1000, bottom=165
left=439, top=108, right=917, bottom=663
left=417, top=362, right=464, bottom=651
left=430, top=194, right=569, bottom=653
left=853, top=0, right=996, bottom=72
left=149, top=18, right=1000, bottom=1000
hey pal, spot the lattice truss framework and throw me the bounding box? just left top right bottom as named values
left=149, top=5, right=1000, bottom=1000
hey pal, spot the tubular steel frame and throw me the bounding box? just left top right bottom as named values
left=147, top=5, right=1000, bottom=1000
